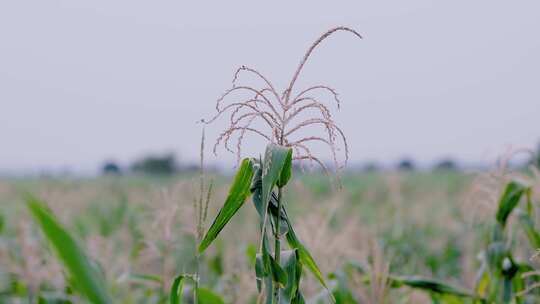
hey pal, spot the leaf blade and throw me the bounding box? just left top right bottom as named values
left=261, top=144, right=293, bottom=211
left=390, top=275, right=479, bottom=299
left=26, top=196, right=112, bottom=304
left=197, top=287, right=226, bottom=304
left=284, top=215, right=332, bottom=300
left=169, top=275, right=185, bottom=304
left=496, top=181, right=529, bottom=227
left=198, top=158, right=255, bottom=253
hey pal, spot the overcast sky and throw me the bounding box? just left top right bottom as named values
left=1, top=1, right=539, bottom=173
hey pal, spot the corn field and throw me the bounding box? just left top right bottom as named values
left=1, top=166, right=540, bottom=303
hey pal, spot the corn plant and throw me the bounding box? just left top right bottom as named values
left=330, top=179, right=540, bottom=304
left=196, top=26, right=362, bottom=303
left=473, top=181, right=540, bottom=303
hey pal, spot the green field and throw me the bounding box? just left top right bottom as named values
left=1, top=169, right=538, bottom=303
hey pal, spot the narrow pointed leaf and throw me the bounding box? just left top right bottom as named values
left=496, top=181, right=529, bottom=227
left=261, top=144, right=293, bottom=214
left=251, top=161, right=265, bottom=217
left=277, top=148, right=293, bottom=188
left=390, top=275, right=479, bottom=299
left=486, top=241, right=508, bottom=272
left=0, top=213, right=4, bottom=234
left=256, top=254, right=274, bottom=304
left=198, top=158, right=254, bottom=253
left=197, top=287, right=225, bottom=304
left=251, top=163, right=288, bottom=235
left=169, top=275, right=185, bottom=304
left=246, top=244, right=258, bottom=268
left=517, top=210, right=540, bottom=249
left=270, top=191, right=289, bottom=236
left=26, top=196, right=112, bottom=304
left=291, top=292, right=306, bottom=304
left=270, top=255, right=288, bottom=289
left=255, top=254, right=266, bottom=293
left=279, top=249, right=302, bottom=304
left=129, top=273, right=163, bottom=285
left=475, top=266, right=490, bottom=297
left=285, top=215, right=332, bottom=301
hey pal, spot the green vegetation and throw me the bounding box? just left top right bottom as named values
left=0, top=169, right=539, bottom=303
left=199, top=144, right=323, bottom=303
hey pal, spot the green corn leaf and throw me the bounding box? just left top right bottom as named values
left=286, top=225, right=325, bottom=286
left=277, top=148, right=293, bottom=188
left=487, top=276, right=502, bottom=303
left=486, top=242, right=509, bottom=273
left=169, top=275, right=185, bottom=304
left=261, top=144, right=293, bottom=213
left=251, top=160, right=265, bottom=217
left=0, top=212, right=4, bottom=234
left=255, top=233, right=274, bottom=304
left=280, top=204, right=333, bottom=301
left=284, top=216, right=324, bottom=283
left=256, top=234, right=282, bottom=304
left=512, top=272, right=525, bottom=303
left=257, top=250, right=302, bottom=304
left=197, top=287, right=226, bottom=304
left=129, top=273, right=163, bottom=285
left=255, top=253, right=266, bottom=293
left=390, top=275, right=479, bottom=299
left=285, top=215, right=333, bottom=303
left=255, top=253, right=274, bottom=304
left=270, top=255, right=288, bottom=289
left=430, top=293, right=466, bottom=304
left=262, top=233, right=287, bottom=293
left=328, top=268, right=358, bottom=304
left=262, top=232, right=272, bottom=273
left=291, top=292, right=306, bottom=304
left=270, top=191, right=289, bottom=236
left=198, top=158, right=255, bottom=253
left=250, top=163, right=288, bottom=236
left=502, top=277, right=512, bottom=303
left=348, top=264, right=480, bottom=301
left=26, top=196, right=112, bottom=304
left=279, top=249, right=302, bottom=304
left=170, top=276, right=223, bottom=304
left=525, top=188, right=533, bottom=216
left=246, top=244, right=258, bottom=268
left=475, top=265, right=490, bottom=297
left=517, top=210, right=540, bottom=249
left=37, top=293, right=73, bottom=303
left=496, top=181, right=529, bottom=227
left=514, top=263, right=537, bottom=300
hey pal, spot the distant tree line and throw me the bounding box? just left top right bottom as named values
left=102, top=155, right=459, bottom=175
left=102, top=162, right=121, bottom=175
left=131, top=154, right=176, bottom=175
left=365, top=157, right=459, bottom=172
left=102, top=141, right=540, bottom=176
left=101, top=153, right=202, bottom=176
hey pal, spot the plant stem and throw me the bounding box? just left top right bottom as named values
left=194, top=127, right=205, bottom=304
left=273, top=186, right=283, bottom=304
left=194, top=253, right=200, bottom=304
